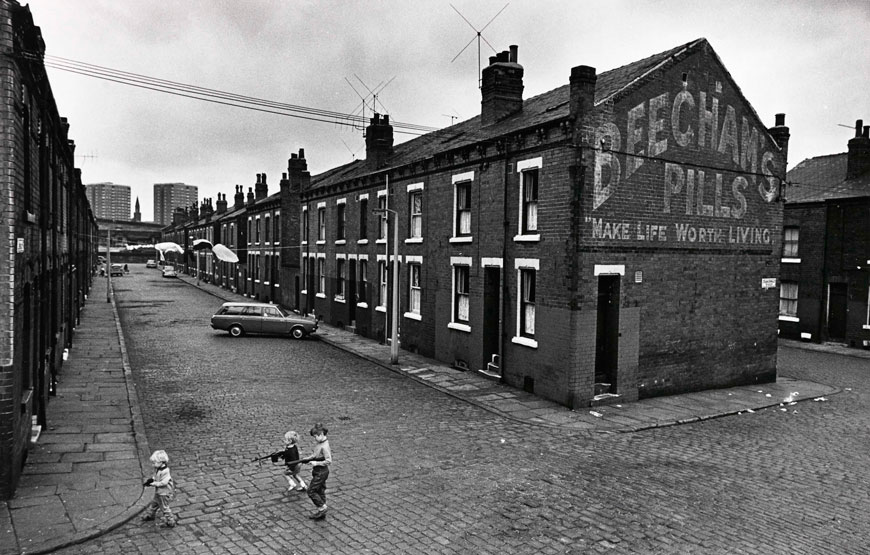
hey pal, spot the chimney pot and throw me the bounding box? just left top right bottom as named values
left=489, top=55, right=497, bottom=65
left=509, top=45, right=518, bottom=63
left=856, top=120, right=863, bottom=137
left=864, top=125, right=869, bottom=139
left=299, top=148, right=305, bottom=159
left=775, top=113, right=786, bottom=127
left=291, top=153, right=297, bottom=159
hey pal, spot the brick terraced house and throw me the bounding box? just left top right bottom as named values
left=0, top=0, right=97, bottom=498
left=780, top=120, right=870, bottom=348
left=165, top=38, right=790, bottom=409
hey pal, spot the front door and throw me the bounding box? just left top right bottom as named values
left=348, top=259, right=357, bottom=326
left=828, top=283, right=847, bottom=341
left=482, top=267, right=501, bottom=374
left=595, top=275, right=620, bottom=392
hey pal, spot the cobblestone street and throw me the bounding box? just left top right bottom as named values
left=54, top=269, right=870, bottom=554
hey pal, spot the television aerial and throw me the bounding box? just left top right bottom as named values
left=449, top=3, right=509, bottom=89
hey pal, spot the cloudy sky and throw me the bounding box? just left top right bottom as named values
left=27, top=0, right=870, bottom=222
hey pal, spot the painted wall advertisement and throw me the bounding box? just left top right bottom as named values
left=586, top=68, right=784, bottom=250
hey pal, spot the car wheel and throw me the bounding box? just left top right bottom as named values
left=229, top=325, right=244, bottom=337
left=290, top=327, right=305, bottom=340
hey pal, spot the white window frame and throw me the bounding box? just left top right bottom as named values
left=376, top=256, right=388, bottom=312
left=335, top=255, right=347, bottom=302
left=317, top=203, right=326, bottom=244
left=407, top=183, right=424, bottom=243
left=377, top=190, right=388, bottom=244
left=358, top=255, right=369, bottom=308
left=404, top=255, right=423, bottom=320
left=779, top=280, right=799, bottom=322
left=782, top=226, right=799, bottom=262
left=449, top=256, right=473, bottom=332
left=515, top=157, right=542, bottom=242
left=451, top=171, right=474, bottom=243
left=301, top=206, right=309, bottom=245
left=512, top=258, right=539, bottom=348
left=316, top=254, right=326, bottom=298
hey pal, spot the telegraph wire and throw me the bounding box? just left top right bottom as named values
left=19, top=52, right=439, bottom=135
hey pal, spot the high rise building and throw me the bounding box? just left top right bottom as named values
left=154, top=183, right=198, bottom=226
left=84, top=182, right=132, bottom=221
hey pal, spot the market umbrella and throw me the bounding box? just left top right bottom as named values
left=192, top=239, right=213, bottom=250
left=212, top=243, right=239, bottom=263
left=154, top=241, right=184, bottom=254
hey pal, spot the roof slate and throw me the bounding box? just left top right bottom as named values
left=786, top=153, right=870, bottom=203
left=309, top=38, right=706, bottom=191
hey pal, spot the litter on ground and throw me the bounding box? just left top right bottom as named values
left=589, top=411, right=603, bottom=418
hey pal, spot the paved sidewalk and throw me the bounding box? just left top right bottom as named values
left=0, top=277, right=151, bottom=555
left=0, top=271, right=842, bottom=554
left=185, top=274, right=839, bottom=433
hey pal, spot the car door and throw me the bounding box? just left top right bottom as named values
left=261, top=306, right=286, bottom=335
left=241, top=306, right=264, bottom=334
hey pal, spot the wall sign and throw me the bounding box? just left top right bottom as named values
left=17, top=238, right=24, bottom=253
left=761, top=278, right=776, bottom=289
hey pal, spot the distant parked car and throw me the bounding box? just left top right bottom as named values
left=109, top=264, right=124, bottom=277
left=162, top=266, right=178, bottom=278
left=211, top=302, right=318, bottom=339
left=145, top=260, right=157, bottom=268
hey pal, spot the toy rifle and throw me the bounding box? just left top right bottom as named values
left=251, top=451, right=325, bottom=466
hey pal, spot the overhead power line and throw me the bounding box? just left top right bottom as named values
left=27, top=53, right=439, bottom=135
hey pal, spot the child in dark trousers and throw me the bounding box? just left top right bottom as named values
left=304, top=423, right=332, bottom=519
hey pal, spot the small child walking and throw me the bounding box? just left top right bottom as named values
left=141, top=450, right=177, bottom=528
left=276, top=431, right=307, bottom=493
left=304, top=423, right=332, bottom=519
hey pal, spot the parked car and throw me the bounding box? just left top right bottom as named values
left=162, top=266, right=178, bottom=278
left=145, top=260, right=157, bottom=268
left=211, top=302, right=318, bottom=339
left=109, top=264, right=124, bottom=277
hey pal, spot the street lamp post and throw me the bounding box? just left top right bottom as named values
left=106, top=226, right=111, bottom=302
left=374, top=207, right=399, bottom=364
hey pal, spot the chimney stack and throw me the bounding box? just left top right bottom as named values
left=234, top=185, right=245, bottom=209
left=246, top=187, right=255, bottom=206
left=481, top=45, right=524, bottom=126
left=255, top=173, right=268, bottom=200
left=847, top=118, right=870, bottom=180
left=767, top=113, right=790, bottom=166
left=216, top=192, right=227, bottom=214
left=365, top=114, right=394, bottom=169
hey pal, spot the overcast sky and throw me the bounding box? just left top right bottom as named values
left=27, top=0, right=870, bottom=222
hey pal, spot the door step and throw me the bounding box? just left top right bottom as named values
left=594, top=382, right=612, bottom=395
left=590, top=393, right=621, bottom=407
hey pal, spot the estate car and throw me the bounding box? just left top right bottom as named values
left=211, top=302, right=318, bottom=339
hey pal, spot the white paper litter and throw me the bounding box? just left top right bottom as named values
left=813, top=397, right=828, bottom=402
left=589, top=411, right=603, bottom=418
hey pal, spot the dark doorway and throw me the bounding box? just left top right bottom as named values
left=294, top=276, right=300, bottom=311
left=482, top=266, right=501, bottom=375
left=828, top=283, right=847, bottom=341
left=348, top=259, right=357, bottom=326
left=307, top=258, right=315, bottom=314
left=595, top=275, right=620, bottom=393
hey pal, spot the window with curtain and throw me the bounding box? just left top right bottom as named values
left=409, top=264, right=421, bottom=314
left=359, top=259, right=368, bottom=303
left=522, top=169, right=538, bottom=233
left=336, top=258, right=346, bottom=299
left=454, top=265, right=469, bottom=322
left=456, top=182, right=471, bottom=236
left=779, top=281, right=798, bottom=316
left=409, top=191, right=422, bottom=238
left=317, top=258, right=325, bottom=293
left=378, top=261, right=388, bottom=307
left=274, top=214, right=280, bottom=243
left=378, top=195, right=387, bottom=239
left=264, top=216, right=270, bottom=243
left=783, top=227, right=799, bottom=258
left=520, top=268, right=536, bottom=336
left=256, top=219, right=261, bottom=243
